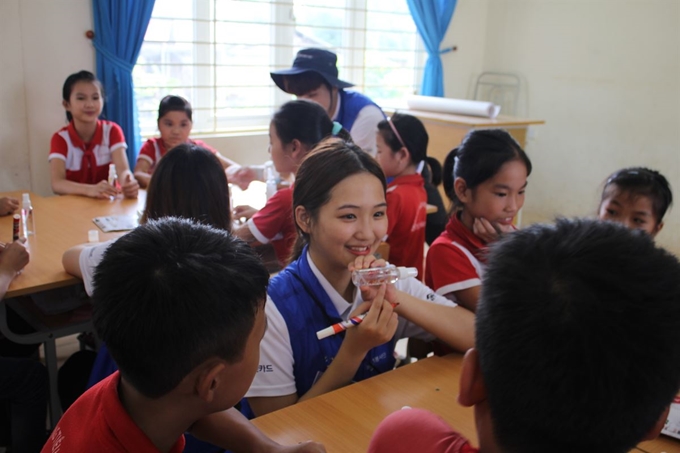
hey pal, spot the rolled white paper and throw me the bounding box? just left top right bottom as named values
left=406, top=95, right=501, bottom=119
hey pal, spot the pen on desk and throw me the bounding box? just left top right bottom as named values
left=12, top=214, right=20, bottom=241
left=316, top=303, right=399, bottom=340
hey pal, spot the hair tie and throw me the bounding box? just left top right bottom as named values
left=332, top=121, right=343, bottom=136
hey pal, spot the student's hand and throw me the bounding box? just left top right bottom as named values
left=88, top=181, right=118, bottom=199
left=472, top=217, right=514, bottom=243
left=228, top=165, right=258, bottom=191
left=343, top=284, right=398, bottom=356
left=121, top=174, right=139, bottom=199
left=349, top=255, right=398, bottom=304
left=268, top=442, right=327, bottom=453
left=233, top=205, right=258, bottom=221
left=0, top=240, right=29, bottom=278
left=0, top=197, right=19, bottom=216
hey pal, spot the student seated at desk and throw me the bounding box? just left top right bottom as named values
left=244, top=140, right=474, bottom=417
left=0, top=240, right=48, bottom=452
left=49, top=70, right=139, bottom=199
left=375, top=113, right=443, bottom=276
left=133, top=95, right=239, bottom=188
left=43, top=218, right=324, bottom=453
left=425, top=130, right=532, bottom=312
left=63, top=143, right=231, bottom=297
left=598, top=166, right=672, bottom=238
left=369, top=218, right=680, bottom=453
left=233, top=100, right=350, bottom=268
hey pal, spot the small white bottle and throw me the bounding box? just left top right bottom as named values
left=352, top=265, right=418, bottom=287
left=264, top=161, right=277, bottom=200
left=21, top=193, right=35, bottom=237
left=107, top=163, right=118, bottom=200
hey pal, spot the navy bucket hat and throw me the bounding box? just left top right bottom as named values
left=271, top=48, right=354, bottom=93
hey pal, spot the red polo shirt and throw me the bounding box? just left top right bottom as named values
left=41, top=371, right=185, bottom=453
left=386, top=173, right=427, bottom=277
left=49, top=120, right=127, bottom=184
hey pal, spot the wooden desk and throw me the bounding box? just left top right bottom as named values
left=0, top=191, right=146, bottom=298
left=252, top=354, right=476, bottom=452
left=251, top=354, right=680, bottom=453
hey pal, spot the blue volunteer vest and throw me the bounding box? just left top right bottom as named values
left=336, top=90, right=384, bottom=132
left=268, top=248, right=396, bottom=397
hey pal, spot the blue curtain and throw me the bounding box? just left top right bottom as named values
left=407, top=0, right=458, bottom=97
left=92, top=0, right=156, bottom=163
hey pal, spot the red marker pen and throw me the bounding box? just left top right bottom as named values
left=12, top=214, right=20, bottom=241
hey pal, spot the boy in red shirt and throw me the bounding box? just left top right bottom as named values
left=42, top=218, right=324, bottom=453
left=370, top=219, right=680, bottom=453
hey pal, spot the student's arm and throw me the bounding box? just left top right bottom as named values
left=50, top=159, right=116, bottom=198
left=190, top=408, right=326, bottom=452
left=391, top=289, right=475, bottom=352
left=62, top=241, right=114, bottom=296
left=233, top=222, right=263, bottom=246
left=62, top=244, right=89, bottom=279
left=227, top=165, right=265, bottom=191
left=111, top=148, right=139, bottom=199
left=354, top=255, right=475, bottom=352
left=133, top=159, right=152, bottom=189
left=0, top=241, right=29, bottom=299
left=444, top=286, right=480, bottom=312
left=248, top=286, right=398, bottom=416
left=214, top=152, right=239, bottom=170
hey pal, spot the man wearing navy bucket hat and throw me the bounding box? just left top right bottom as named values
left=271, top=48, right=385, bottom=156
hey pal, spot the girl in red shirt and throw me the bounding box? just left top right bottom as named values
left=133, top=95, right=238, bottom=188
left=425, top=129, right=532, bottom=312
left=49, top=70, right=139, bottom=199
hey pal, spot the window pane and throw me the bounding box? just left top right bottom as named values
left=135, top=0, right=422, bottom=135
left=215, top=0, right=271, bottom=23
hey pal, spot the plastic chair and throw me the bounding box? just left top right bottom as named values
left=473, top=72, right=521, bottom=116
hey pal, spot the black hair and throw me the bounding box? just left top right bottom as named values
left=158, top=95, right=193, bottom=122
left=442, top=129, right=532, bottom=210
left=272, top=99, right=351, bottom=149
left=92, top=218, right=269, bottom=399
left=141, top=144, right=232, bottom=231
left=291, top=138, right=386, bottom=261
left=377, top=113, right=429, bottom=165
left=477, top=218, right=680, bottom=453
left=62, top=70, right=103, bottom=122
left=283, top=72, right=333, bottom=96
left=601, top=167, right=673, bottom=224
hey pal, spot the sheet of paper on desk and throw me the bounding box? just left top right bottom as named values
left=93, top=215, right=138, bottom=233
left=662, top=395, right=680, bottom=439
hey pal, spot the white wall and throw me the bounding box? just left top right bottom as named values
left=0, top=0, right=32, bottom=192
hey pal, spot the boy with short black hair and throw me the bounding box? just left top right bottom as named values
left=42, top=218, right=324, bottom=452
left=369, top=218, right=680, bottom=453
left=271, top=48, right=384, bottom=156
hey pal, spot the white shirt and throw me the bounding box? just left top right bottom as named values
left=78, top=240, right=117, bottom=296
left=332, top=95, right=384, bottom=157
left=245, top=253, right=457, bottom=398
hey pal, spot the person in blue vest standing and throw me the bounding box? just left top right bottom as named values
left=271, top=48, right=385, bottom=156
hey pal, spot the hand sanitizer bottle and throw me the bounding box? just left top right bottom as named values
left=264, top=161, right=277, bottom=200
left=352, top=265, right=418, bottom=287
left=107, top=163, right=118, bottom=200
left=21, top=193, right=35, bottom=237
